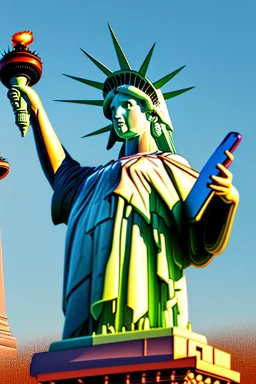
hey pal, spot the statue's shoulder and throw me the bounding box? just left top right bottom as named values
left=164, top=153, right=190, bottom=167
left=160, top=153, right=198, bottom=178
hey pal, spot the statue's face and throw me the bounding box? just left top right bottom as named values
left=110, top=93, right=150, bottom=139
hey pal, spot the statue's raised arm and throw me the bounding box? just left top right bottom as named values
left=8, top=85, right=65, bottom=183
left=0, top=31, right=65, bottom=185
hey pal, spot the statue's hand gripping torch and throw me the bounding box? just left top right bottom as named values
left=8, top=83, right=30, bottom=136
left=0, top=31, right=42, bottom=137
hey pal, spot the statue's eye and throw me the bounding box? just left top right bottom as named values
left=122, top=101, right=133, bottom=109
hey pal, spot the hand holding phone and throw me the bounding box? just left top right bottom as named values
left=184, top=132, right=242, bottom=221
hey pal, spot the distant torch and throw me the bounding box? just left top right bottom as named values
left=0, top=157, right=9, bottom=180
left=0, top=31, right=42, bottom=137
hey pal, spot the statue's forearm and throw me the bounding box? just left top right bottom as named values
left=29, top=94, right=66, bottom=185
left=187, top=188, right=239, bottom=268
left=31, top=107, right=65, bottom=170
left=204, top=191, right=239, bottom=255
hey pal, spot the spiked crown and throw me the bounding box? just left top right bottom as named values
left=57, top=23, right=194, bottom=149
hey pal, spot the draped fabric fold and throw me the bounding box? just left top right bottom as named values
left=52, top=152, right=235, bottom=338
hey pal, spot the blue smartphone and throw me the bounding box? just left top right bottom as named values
left=184, top=132, right=242, bottom=221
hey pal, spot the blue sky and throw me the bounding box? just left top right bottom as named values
left=0, top=0, right=254, bottom=345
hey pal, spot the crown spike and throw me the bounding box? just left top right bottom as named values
left=163, top=87, right=194, bottom=100
left=55, top=99, right=104, bottom=106
left=153, top=66, right=186, bottom=89
left=63, top=74, right=103, bottom=90
left=107, top=23, right=131, bottom=70
left=81, top=125, right=112, bottom=138
left=80, top=48, right=112, bottom=76
left=139, top=43, right=156, bottom=76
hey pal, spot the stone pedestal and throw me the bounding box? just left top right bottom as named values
left=30, top=328, right=240, bottom=383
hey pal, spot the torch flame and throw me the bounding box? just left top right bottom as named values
left=12, top=31, right=34, bottom=48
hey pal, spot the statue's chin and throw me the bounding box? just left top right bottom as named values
left=115, top=128, right=138, bottom=140
left=120, top=125, right=128, bottom=133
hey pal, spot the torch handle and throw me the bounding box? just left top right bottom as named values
left=8, top=76, right=30, bottom=137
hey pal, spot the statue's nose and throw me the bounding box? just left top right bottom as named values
left=114, top=106, right=123, bottom=119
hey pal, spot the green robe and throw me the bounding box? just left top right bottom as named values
left=52, top=151, right=234, bottom=339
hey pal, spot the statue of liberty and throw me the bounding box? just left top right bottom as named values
left=7, top=25, right=239, bottom=340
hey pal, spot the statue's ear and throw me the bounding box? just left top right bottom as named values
left=146, top=112, right=153, bottom=122
left=146, top=112, right=159, bottom=123
left=106, top=125, right=123, bottom=150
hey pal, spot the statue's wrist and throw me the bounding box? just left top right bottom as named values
left=220, top=185, right=239, bottom=205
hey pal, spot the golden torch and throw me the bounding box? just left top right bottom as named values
left=0, top=31, right=42, bottom=136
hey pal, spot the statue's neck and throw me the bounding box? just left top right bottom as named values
left=123, top=130, right=158, bottom=156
